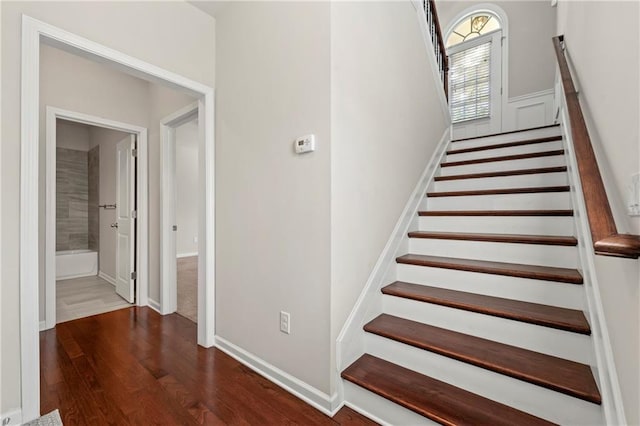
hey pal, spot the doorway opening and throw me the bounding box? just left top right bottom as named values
left=160, top=103, right=201, bottom=323
left=47, top=114, right=142, bottom=326
left=20, top=16, right=215, bottom=422
left=160, top=103, right=202, bottom=325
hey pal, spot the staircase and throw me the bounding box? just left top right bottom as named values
left=341, top=124, right=604, bottom=425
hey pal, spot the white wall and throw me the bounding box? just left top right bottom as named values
left=175, top=120, right=199, bottom=257
left=88, top=127, right=131, bottom=280
left=330, top=1, right=448, bottom=392
left=1, top=1, right=215, bottom=414
left=438, top=0, right=557, bottom=98
left=215, top=1, right=332, bottom=395
left=57, top=120, right=90, bottom=151
left=556, top=2, right=640, bottom=424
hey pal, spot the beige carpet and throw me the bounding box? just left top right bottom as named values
left=57, top=275, right=132, bottom=323
left=177, top=256, right=197, bottom=323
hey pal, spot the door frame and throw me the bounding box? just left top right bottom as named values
left=160, top=102, right=199, bottom=316
left=20, top=15, right=216, bottom=422
left=44, top=107, right=147, bottom=330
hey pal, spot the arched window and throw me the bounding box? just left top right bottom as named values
left=446, top=12, right=501, bottom=48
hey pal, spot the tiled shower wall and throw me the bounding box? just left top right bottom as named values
left=56, top=147, right=100, bottom=251
left=88, top=146, right=100, bottom=251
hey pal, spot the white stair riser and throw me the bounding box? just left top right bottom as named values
left=427, top=192, right=571, bottom=211
left=452, top=127, right=562, bottom=151
left=433, top=172, right=568, bottom=192
left=446, top=140, right=563, bottom=163
left=365, top=334, right=603, bottom=426
left=408, top=238, right=578, bottom=268
left=440, top=155, right=566, bottom=176
left=382, top=295, right=591, bottom=364
left=418, top=216, right=575, bottom=235
left=396, top=264, right=584, bottom=310
left=343, top=382, right=438, bottom=426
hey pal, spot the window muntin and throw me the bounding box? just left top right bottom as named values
left=446, top=13, right=500, bottom=48
left=449, top=41, right=491, bottom=123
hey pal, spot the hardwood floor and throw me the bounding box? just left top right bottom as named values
left=57, top=275, right=132, bottom=323
left=40, top=307, right=376, bottom=425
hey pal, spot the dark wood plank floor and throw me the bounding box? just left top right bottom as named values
left=40, top=307, right=376, bottom=425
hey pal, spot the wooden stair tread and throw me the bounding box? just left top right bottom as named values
left=447, top=136, right=563, bottom=155
left=452, top=124, right=560, bottom=142
left=408, top=231, right=577, bottom=246
left=419, top=210, right=573, bottom=216
left=396, top=254, right=583, bottom=284
left=381, top=281, right=590, bottom=334
left=434, top=166, right=567, bottom=181
left=364, top=315, right=601, bottom=404
left=342, top=354, right=557, bottom=426
left=427, top=186, right=570, bottom=197
left=441, top=149, right=564, bottom=167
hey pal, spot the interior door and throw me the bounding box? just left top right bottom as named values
left=115, top=135, right=136, bottom=303
left=449, top=30, right=503, bottom=139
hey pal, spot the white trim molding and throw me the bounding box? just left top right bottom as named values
left=177, top=252, right=199, bottom=259
left=45, top=107, right=148, bottom=331
left=504, top=89, right=555, bottom=132
left=98, top=270, right=117, bottom=285
left=335, top=128, right=450, bottom=405
left=20, top=15, right=216, bottom=423
left=147, top=298, right=162, bottom=314
left=215, top=336, right=342, bottom=416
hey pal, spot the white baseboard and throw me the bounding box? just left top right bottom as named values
left=39, top=320, right=46, bottom=331
left=177, top=252, right=198, bottom=259
left=98, top=270, right=116, bottom=285
left=344, top=401, right=392, bottom=426
left=215, top=336, right=341, bottom=416
left=147, top=298, right=161, bottom=314
left=0, top=408, right=22, bottom=426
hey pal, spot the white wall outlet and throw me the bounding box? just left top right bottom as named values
left=280, top=311, right=290, bottom=334
left=628, top=173, right=640, bottom=216
left=193, top=236, right=198, bottom=243
left=294, top=134, right=315, bottom=154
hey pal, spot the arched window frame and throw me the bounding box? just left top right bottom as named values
left=444, top=4, right=509, bottom=114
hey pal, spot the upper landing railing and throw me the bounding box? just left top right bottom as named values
left=423, top=0, right=449, bottom=99
left=553, top=35, right=640, bottom=259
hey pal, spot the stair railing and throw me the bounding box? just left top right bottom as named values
left=553, top=35, right=640, bottom=259
left=423, top=0, right=448, bottom=99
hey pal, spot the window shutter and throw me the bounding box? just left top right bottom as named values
left=449, top=41, right=491, bottom=123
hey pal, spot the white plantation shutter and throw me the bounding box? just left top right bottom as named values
left=449, top=41, right=492, bottom=123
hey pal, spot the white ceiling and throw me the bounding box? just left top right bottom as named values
left=188, top=1, right=230, bottom=18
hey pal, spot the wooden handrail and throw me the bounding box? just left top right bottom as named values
left=553, top=35, right=640, bottom=259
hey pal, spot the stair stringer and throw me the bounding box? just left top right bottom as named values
left=557, top=96, right=627, bottom=425
left=335, top=128, right=450, bottom=409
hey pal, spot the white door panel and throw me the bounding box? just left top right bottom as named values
left=115, top=135, right=136, bottom=303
